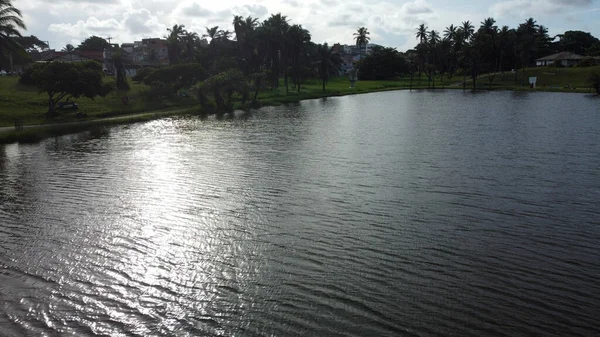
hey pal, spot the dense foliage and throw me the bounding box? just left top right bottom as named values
left=0, top=0, right=26, bottom=70
left=357, top=47, right=408, bottom=80
left=77, top=36, right=110, bottom=52
left=25, top=62, right=113, bottom=114
left=194, top=69, right=248, bottom=113
left=409, top=19, right=600, bottom=89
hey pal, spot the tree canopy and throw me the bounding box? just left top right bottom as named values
left=25, top=62, right=113, bottom=114
left=357, top=47, right=408, bottom=80
left=77, top=36, right=110, bottom=51
left=558, top=31, right=600, bottom=55
left=0, top=0, right=26, bottom=69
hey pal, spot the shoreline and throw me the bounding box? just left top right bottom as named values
left=0, top=86, right=595, bottom=144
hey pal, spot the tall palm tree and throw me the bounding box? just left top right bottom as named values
left=353, top=26, right=370, bottom=54
left=497, top=25, right=511, bottom=76
left=203, top=26, right=220, bottom=41
left=427, top=30, right=440, bottom=87
left=415, top=24, right=428, bottom=43
left=316, top=43, right=341, bottom=92
left=0, top=0, right=26, bottom=70
left=233, top=15, right=259, bottom=78
left=287, top=24, right=311, bottom=92
left=181, top=31, right=199, bottom=61
left=444, top=24, right=457, bottom=41
left=480, top=17, right=497, bottom=34
left=166, top=24, right=186, bottom=65
left=62, top=44, right=75, bottom=52
left=517, top=18, right=538, bottom=79
left=459, top=21, right=474, bottom=42
left=428, top=30, right=440, bottom=45
left=262, top=13, right=289, bottom=89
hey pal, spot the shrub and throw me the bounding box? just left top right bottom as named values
left=578, top=58, right=597, bottom=68
left=132, top=67, right=155, bottom=83
left=19, top=67, right=35, bottom=86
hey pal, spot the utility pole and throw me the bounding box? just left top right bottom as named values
left=107, top=36, right=113, bottom=45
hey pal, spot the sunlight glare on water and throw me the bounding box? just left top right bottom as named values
left=1, top=90, right=599, bottom=336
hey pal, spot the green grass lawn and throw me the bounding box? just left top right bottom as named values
left=0, top=76, right=197, bottom=127
left=472, top=65, right=600, bottom=92
left=1, top=65, right=597, bottom=129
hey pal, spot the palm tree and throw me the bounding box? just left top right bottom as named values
left=287, top=24, right=311, bottom=92
left=353, top=27, right=370, bottom=55
left=167, top=24, right=186, bottom=39
left=181, top=31, right=199, bottom=61
left=0, top=0, right=26, bottom=71
left=517, top=18, right=538, bottom=80
left=262, top=13, right=289, bottom=89
left=415, top=24, right=428, bottom=43
left=497, top=25, right=511, bottom=77
left=459, top=21, right=474, bottom=42
left=316, top=43, right=341, bottom=92
left=166, top=24, right=186, bottom=65
left=203, top=26, right=220, bottom=41
left=444, top=24, right=457, bottom=41
left=480, top=18, right=497, bottom=34
left=62, top=44, right=75, bottom=52
left=427, top=30, right=440, bottom=87
left=428, top=30, right=440, bottom=45
left=233, top=16, right=259, bottom=78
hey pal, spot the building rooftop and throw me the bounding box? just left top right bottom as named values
left=536, top=52, right=585, bottom=61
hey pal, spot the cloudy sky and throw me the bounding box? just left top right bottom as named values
left=17, top=0, right=600, bottom=52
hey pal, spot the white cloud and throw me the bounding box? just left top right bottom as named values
left=13, top=0, right=600, bottom=52
left=49, top=17, right=122, bottom=37
left=491, top=0, right=594, bottom=17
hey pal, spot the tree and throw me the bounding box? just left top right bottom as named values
left=261, top=13, right=290, bottom=89
left=416, top=24, right=428, bottom=43
left=111, top=47, right=129, bottom=91
left=62, top=44, right=75, bottom=52
left=233, top=15, right=259, bottom=78
left=193, top=68, right=249, bottom=113
left=316, top=43, right=341, bottom=92
left=166, top=24, right=186, bottom=65
left=357, top=46, right=407, bottom=80
left=557, top=31, right=600, bottom=55
left=27, top=62, right=113, bottom=114
left=14, top=35, right=47, bottom=52
left=287, top=24, right=311, bottom=92
left=516, top=18, right=538, bottom=80
left=588, top=42, right=600, bottom=57
left=77, top=36, right=109, bottom=51
left=0, top=0, right=26, bottom=70
left=353, top=27, right=370, bottom=54
left=459, top=21, right=474, bottom=42
left=132, top=67, right=155, bottom=83
left=444, top=24, right=457, bottom=41
left=144, top=63, right=208, bottom=94
left=588, top=73, right=600, bottom=95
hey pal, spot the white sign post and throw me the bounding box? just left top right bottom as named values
left=529, top=77, right=537, bottom=89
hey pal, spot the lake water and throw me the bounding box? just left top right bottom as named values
left=1, top=90, right=599, bottom=336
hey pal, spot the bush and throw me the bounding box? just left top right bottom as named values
left=19, top=67, right=35, bottom=86
left=578, top=58, right=597, bottom=67
left=132, top=67, right=155, bottom=83
left=139, top=83, right=177, bottom=100
left=143, top=63, right=208, bottom=89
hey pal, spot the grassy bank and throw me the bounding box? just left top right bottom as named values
left=1, top=66, right=597, bottom=144
left=468, top=65, right=600, bottom=92
left=0, top=76, right=198, bottom=127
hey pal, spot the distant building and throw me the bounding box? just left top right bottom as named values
left=45, top=51, right=103, bottom=63
left=142, top=38, right=169, bottom=65
left=535, top=52, right=585, bottom=67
